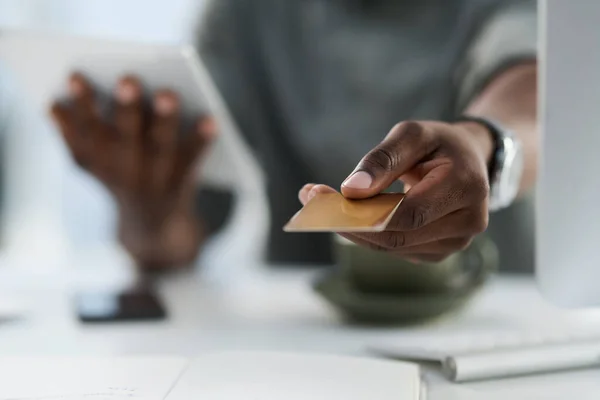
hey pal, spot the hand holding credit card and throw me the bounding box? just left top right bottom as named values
left=284, top=192, right=405, bottom=233
left=284, top=120, right=493, bottom=263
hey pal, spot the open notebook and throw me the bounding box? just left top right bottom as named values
left=0, top=352, right=423, bottom=400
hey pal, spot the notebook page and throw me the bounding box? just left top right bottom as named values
left=0, top=357, right=187, bottom=400
left=166, top=352, right=422, bottom=400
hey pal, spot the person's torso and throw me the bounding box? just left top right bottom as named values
left=251, top=0, right=500, bottom=187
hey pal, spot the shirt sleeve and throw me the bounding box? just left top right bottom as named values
left=457, top=0, right=537, bottom=110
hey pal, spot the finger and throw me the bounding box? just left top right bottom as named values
left=146, top=90, right=180, bottom=193
left=69, top=72, right=99, bottom=130
left=338, top=234, right=466, bottom=264
left=114, top=76, right=144, bottom=140
left=398, top=169, right=423, bottom=192
left=341, top=121, right=438, bottom=199
left=193, top=116, right=218, bottom=158
left=69, top=75, right=115, bottom=183
left=298, top=184, right=317, bottom=205
left=69, top=72, right=94, bottom=101
left=299, top=184, right=337, bottom=206
left=91, top=123, right=120, bottom=187
left=50, top=102, right=87, bottom=167
left=170, top=116, right=216, bottom=191
left=149, top=90, right=180, bottom=149
left=350, top=206, right=487, bottom=250
left=341, top=228, right=472, bottom=254
left=68, top=73, right=106, bottom=172
left=185, top=116, right=216, bottom=161
left=113, top=77, right=144, bottom=190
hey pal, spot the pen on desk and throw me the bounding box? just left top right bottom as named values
left=442, top=340, right=600, bottom=382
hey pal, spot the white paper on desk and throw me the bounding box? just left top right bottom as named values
left=0, top=357, right=187, bottom=400
left=166, top=352, right=423, bottom=400
left=0, top=353, right=423, bottom=400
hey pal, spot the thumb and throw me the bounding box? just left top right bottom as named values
left=196, top=116, right=218, bottom=153
left=185, top=115, right=218, bottom=165
left=170, top=116, right=217, bottom=189
left=341, top=121, right=435, bottom=199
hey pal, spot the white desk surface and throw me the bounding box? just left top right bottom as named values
left=0, top=257, right=599, bottom=399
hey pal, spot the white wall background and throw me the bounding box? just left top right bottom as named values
left=0, top=0, right=204, bottom=42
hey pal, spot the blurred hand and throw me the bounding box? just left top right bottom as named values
left=50, top=73, right=216, bottom=269
left=299, top=120, right=493, bottom=263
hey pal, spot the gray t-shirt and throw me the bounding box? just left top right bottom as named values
left=197, top=0, right=537, bottom=269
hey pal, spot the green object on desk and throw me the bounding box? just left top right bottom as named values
left=313, top=235, right=498, bottom=325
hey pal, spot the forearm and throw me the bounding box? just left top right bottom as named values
left=464, top=61, right=538, bottom=195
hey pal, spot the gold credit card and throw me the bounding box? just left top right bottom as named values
left=283, top=192, right=405, bottom=233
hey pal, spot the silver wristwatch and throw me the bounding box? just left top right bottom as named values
left=460, top=116, right=524, bottom=212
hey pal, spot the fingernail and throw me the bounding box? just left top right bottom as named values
left=155, top=95, right=175, bottom=115
left=69, top=78, right=83, bottom=97
left=117, top=82, right=137, bottom=104
left=198, top=118, right=217, bottom=138
left=342, top=171, right=372, bottom=189
left=307, top=189, right=317, bottom=201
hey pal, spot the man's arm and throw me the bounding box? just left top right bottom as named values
left=457, top=0, right=538, bottom=195
left=462, top=61, right=537, bottom=195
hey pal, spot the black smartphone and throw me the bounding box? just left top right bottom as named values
left=75, top=285, right=167, bottom=323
